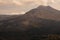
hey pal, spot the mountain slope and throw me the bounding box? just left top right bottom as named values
left=25, top=5, right=60, bottom=21
left=0, top=5, right=60, bottom=40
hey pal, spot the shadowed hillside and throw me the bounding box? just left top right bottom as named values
left=0, top=5, right=60, bottom=40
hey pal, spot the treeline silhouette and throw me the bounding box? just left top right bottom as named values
left=0, top=5, right=60, bottom=40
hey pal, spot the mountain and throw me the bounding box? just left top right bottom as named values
left=25, top=5, right=60, bottom=21
left=0, top=5, right=60, bottom=40
left=0, top=15, right=21, bottom=21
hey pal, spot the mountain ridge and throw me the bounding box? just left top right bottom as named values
left=25, top=5, right=60, bottom=21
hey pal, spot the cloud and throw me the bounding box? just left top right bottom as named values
left=0, top=0, right=60, bottom=15
left=12, top=0, right=24, bottom=6
left=0, top=10, right=25, bottom=15
left=0, top=0, right=42, bottom=15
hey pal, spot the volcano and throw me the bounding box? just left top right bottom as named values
left=0, top=5, right=60, bottom=40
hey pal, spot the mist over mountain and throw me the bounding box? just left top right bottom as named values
left=0, top=5, right=60, bottom=40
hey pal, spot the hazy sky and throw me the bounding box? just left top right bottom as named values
left=0, top=0, right=60, bottom=15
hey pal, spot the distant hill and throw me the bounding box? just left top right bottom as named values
left=0, top=5, right=60, bottom=40
left=0, top=15, right=22, bottom=21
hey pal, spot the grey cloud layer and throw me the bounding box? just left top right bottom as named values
left=0, top=0, right=60, bottom=15
left=0, top=0, right=41, bottom=15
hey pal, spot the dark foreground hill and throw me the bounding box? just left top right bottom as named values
left=0, top=5, right=60, bottom=40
